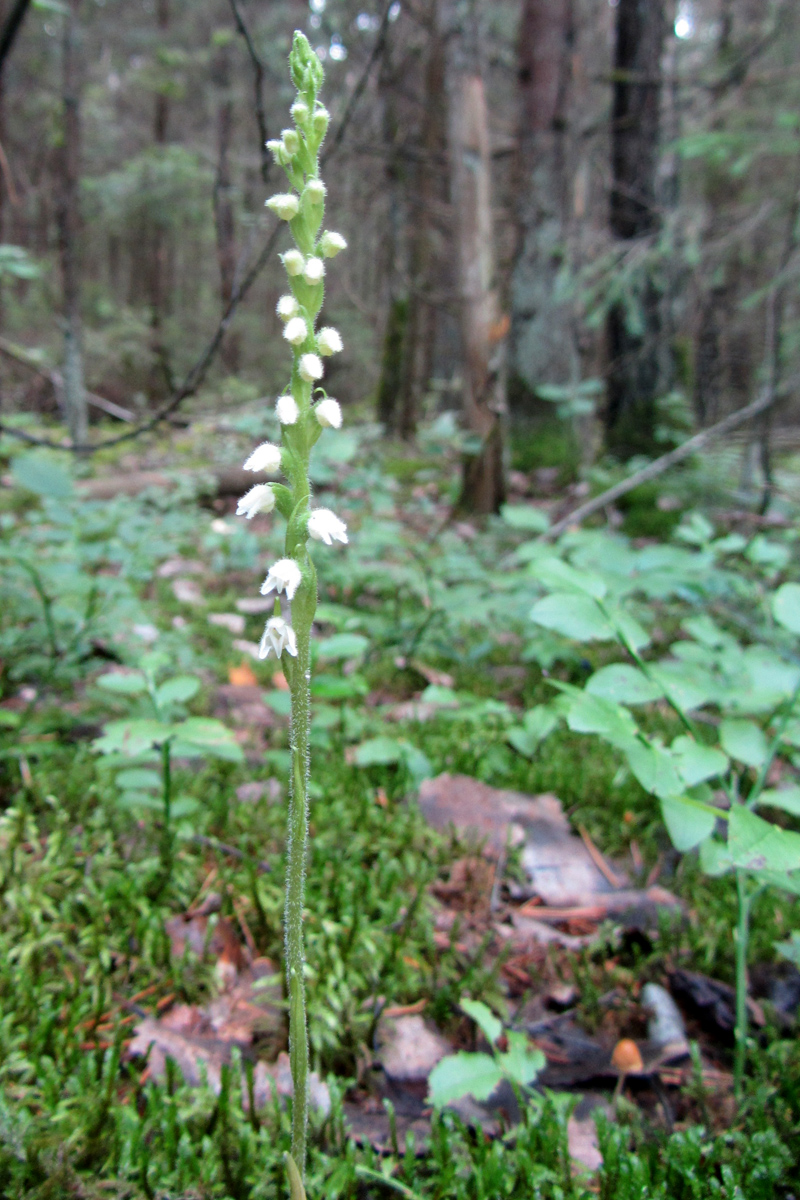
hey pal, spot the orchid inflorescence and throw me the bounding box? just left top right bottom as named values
left=235, top=33, right=348, bottom=1191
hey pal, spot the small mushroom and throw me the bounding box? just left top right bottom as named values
left=611, top=1037, right=644, bottom=1075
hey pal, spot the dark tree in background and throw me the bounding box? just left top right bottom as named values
left=511, top=0, right=575, bottom=396
left=56, top=0, right=87, bottom=445
left=605, top=0, right=668, bottom=459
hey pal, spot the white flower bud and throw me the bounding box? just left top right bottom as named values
left=266, top=138, right=288, bottom=165
left=282, top=249, right=305, bottom=277
left=303, top=257, right=325, bottom=285
left=261, top=558, right=302, bottom=601
left=236, top=483, right=276, bottom=519
left=299, top=353, right=324, bottom=382
left=259, top=615, right=298, bottom=660
left=314, top=398, right=342, bottom=429
left=312, top=106, right=330, bottom=135
left=276, top=394, right=299, bottom=425
left=266, top=193, right=300, bottom=220
left=308, top=508, right=348, bottom=546
left=283, top=316, right=308, bottom=346
left=291, top=100, right=309, bottom=124
left=317, top=327, right=342, bottom=357
left=282, top=128, right=300, bottom=156
left=276, top=294, right=300, bottom=321
left=243, top=441, right=282, bottom=473
left=319, top=230, right=347, bottom=258
left=305, top=179, right=326, bottom=204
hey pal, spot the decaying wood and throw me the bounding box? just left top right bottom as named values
left=0, top=337, right=135, bottom=422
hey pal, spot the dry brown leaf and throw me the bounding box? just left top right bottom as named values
left=228, top=663, right=257, bottom=686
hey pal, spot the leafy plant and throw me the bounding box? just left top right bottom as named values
left=94, top=652, right=242, bottom=883
left=523, top=537, right=800, bottom=1093
left=428, top=998, right=544, bottom=1108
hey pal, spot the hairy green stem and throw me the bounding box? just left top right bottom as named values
left=161, top=739, right=172, bottom=877
left=286, top=632, right=311, bottom=1170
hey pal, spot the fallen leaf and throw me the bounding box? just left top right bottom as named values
left=409, top=661, right=455, bottom=688
left=172, top=578, right=205, bottom=605
left=209, top=613, right=246, bottom=635
left=567, top=1115, right=603, bottom=1172
left=272, top=671, right=289, bottom=691
left=376, top=1013, right=450, bottom=1086
left=232, top=638, right=261, bottom=661
left=158, top=558, right=204, bottom=578
left=228, top=663, right=257, bottom=686
left=235, top=596, right=273, bottom=614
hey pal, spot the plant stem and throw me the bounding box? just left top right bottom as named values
left=734, top=868, right=751, bottom=1096
left=161, top=739, right=172, bottom=876
left=286, top=633, right=311, bottom=1171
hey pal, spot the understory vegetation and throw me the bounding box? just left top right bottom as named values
left=1, top=415, right=800, bottom=1197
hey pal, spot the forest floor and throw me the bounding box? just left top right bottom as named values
left=1, top=408, right=800, bottom=1198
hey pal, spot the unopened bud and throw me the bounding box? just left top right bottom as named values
left=317, top=327, right=342, bottom=356
left=266, top=193, right=300, bottom=221
left=319, top=230, right=347, bottom=259
left=282, top=249, right=305, bottom=277
left=291, top=100, right=309, bottom=124
left=312, top=106, right=330, bottom=136
left=276, top=294, right=300, bottom=321
left=299, top=353, right=324, bottom=382
left=305, top=179, right=326, bottom=205
left=303, top=257, right=325, bottom=285
left=282, top=128, right=300, bottom=156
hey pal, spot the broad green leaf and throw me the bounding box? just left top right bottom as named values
left=174, top=718, right=244, bottom=762
left=353, top=737, right=404, bottom=767
left=625, top=740, right=684, bottom=800
left=728, top=806, right=800, bottom=872
left=0, top=711, right=21, bottom=728
left=507, top=705, right=558, bottom=758
left=773, top=583, right=800, bottom=635
left=460, top=999, right=502, bottom=1046
left=661, top=794, right=717, bottom=851
left=534, top=557, right=607, bottom=600
left=264, top=690, right=292, bottom=717
left=311, top=674, right=368, bottom=700
left=611, top=610, right=651, bottom=652
left=316, top=633, right=369, bottom=660
left=564, top=689, right=638, bottom=749
left=400, top=743, right=433, bottom=785
left=649, top=661, right=717, bottom=712
left=500, top=504, right=549, bottom=533
left=427, top=1052, right=503, bottom=1107
left=497, top=1031, right=545, bottom=1088
left=156, top=676, right=200, bottom=707
left=719, top=719, right=768, bottom=768
left=116, top=791, right=163, bottom=811
left=700, top=836, right=733, bottom=877
left=530, top=592, right=614, bottom=642
left=586, top=664, right=662, bottom=705
left=746, top=536, right=790, bottom=572
left=775, top=933, right=800, bottom=968
left=96, top=671, right=147, bottom=695
left=171, top=795, right=201, bottom=818
left=115, top=768, right=161, bottom=791
left=671, top=736, right=729, bottom=787
left=682, top=614, right=729, bottom=648
left=420, top=685, right=460, bottom=707
left=756, top=786, right=800, bottom=817
left=93, top=719, right=166, bottom=757
left=11, top=453, right=74, bottom=499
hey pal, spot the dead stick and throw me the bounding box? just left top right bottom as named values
left=541, top=385, right=779, bottom=542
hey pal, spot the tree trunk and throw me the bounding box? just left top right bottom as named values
left=147, top=0, right=171, bottom=398
left=605, top=0, right=667, bottom=459
left=375, top=23, right=406, bottom=434
left=56, top=0, right=87, bottom=446
left=213, top=40, right=239, bottom=374
left=446, top=4, right=506, bottom=514
left=511, top=0, right=575, bottom=400
left=398, top=0, right=446, bottom=439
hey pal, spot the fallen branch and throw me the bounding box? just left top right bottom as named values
left=542, top=385, right=780, bottom=541
left=0, top=336, right=135, bottom=422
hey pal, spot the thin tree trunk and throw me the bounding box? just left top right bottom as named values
left=56, top=0, right=87, bottom=446
left=398, top=0, right=446, bottom=439
left=376, top=23, right=406, bottom=433
left=148, top=0, right=171, bottom=398
left=605, top=0, right=667, bottom=459
left=511, top=0, right=575, bottom=400
left=213, top=41, right=239, bottom=374
left=446, top=2, right=506, bottom=514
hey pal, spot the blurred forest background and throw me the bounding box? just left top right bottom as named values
left=0, top=0, right=798, bottom=509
